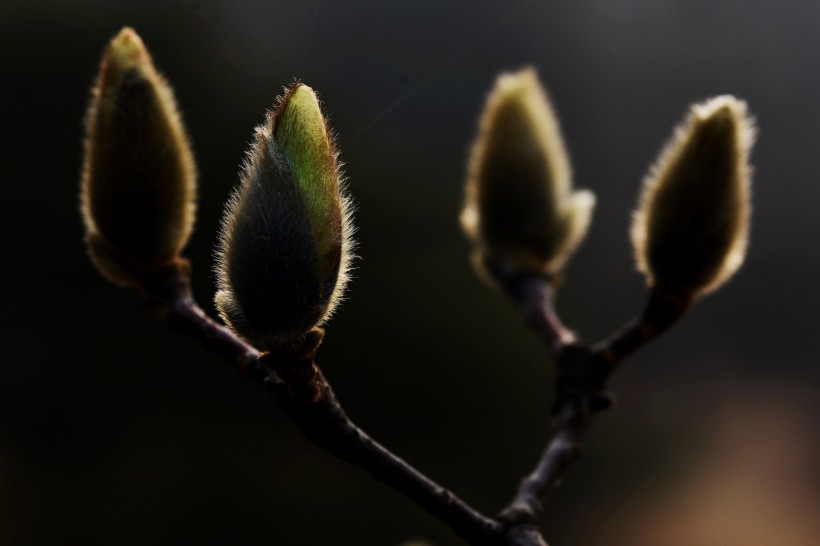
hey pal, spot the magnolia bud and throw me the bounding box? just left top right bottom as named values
left=215, top=83, right=354, bottom=351
left=461, top=67, right=594, bottom=281
left=631, top=96, right=754, bottom=298
left=80, top=27, right=197, bottom=287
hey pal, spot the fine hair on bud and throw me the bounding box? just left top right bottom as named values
left=80, top=27, right=197, bottom=286
left=631, top=95, right=754, bottom=297
left=215, top=83, right=354, bottom=351
left=461, top=67, right=595, bottom=280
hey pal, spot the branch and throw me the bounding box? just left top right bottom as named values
left=269, top=366, right=501, bottom=545
left=496, top=278, right=691, bottom=526
left=498, top=388, right=603, bottom=525
left=494, top=276, right=611, bottom=525
left=497, top=347, right=611, bottom=524
left=138, top=262, right=504, bottom=546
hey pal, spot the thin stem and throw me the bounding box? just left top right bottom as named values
left=499, top=397, right=595, bottom=524
left=498, top=354, right=608, bottom=525
left=594, top=317, right=649, bottom=364
left=169, top=297, right=265, bottom=377
left=498, top=284, right=692, bottom=526
left=494, top=276, right=611, bottom=526
left=272, top=368, right=501, bottom=545
left=498, top=276, right=576, bottom=351
left=595, top=288, right=693, bottom=366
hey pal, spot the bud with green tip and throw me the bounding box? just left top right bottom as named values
left=461, top=67, right=595, bottom=281
left=80, top=27, right=197, bottom=287
left=631, top=95, right=754, bottom=298
left=215, top=83, right=354, bottom=351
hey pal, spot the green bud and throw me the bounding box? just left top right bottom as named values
left=631, top=95, right=754, bottom=298
left=461, top=67, right=594, bottom=280
left=215, top=83, right=354, bottom=351
left=80, top=27, right=197, bottom=287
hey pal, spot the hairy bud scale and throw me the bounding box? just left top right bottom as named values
left=215, top=83, right=354, bottom=351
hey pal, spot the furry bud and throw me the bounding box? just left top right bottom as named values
left=80, top=27, right=197, bottom=286
left=461, top=67, right=594, bottom=280
left=631, top=96, right=754, bottom=297
left=215, top=83, right=354, bottom=351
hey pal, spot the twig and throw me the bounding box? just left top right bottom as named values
left=269, top=366, right=501, bottom=545
left=497, top=275, right=576, bottom=351
left=138, top=263, right=504, bottom=546
left=595, top=288, right=693, bottom=365
left=494, top=275, right=610, bottom=525
left=499, top=393, right=599, bottom=525
left=496, top=278, right=691, bottom=527
left=133, top=263, right=685, bottom=544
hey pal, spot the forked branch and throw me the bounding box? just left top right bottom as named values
left=80, top=27, right=755, bottom=546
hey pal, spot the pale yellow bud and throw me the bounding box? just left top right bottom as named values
left=461, top=67, right=594, bottom=280
left=81, top=27, right=197, bottom=287
left=631, top=95, right=754, bottom=297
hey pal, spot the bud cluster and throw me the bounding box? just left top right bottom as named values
left=80, top=27, right=755, bottom=363
left=461, top=68, right=753, bottom=304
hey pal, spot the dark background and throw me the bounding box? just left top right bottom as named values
left=2, top=1, right=819, bottom=545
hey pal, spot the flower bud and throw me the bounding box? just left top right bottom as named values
left=461, top=67, right=594, bottom=280
left=215, top=83, right=354, bottom=351
left=80, top=27, right=197, bottom=287
left=631, top=95, right=754, bottom=298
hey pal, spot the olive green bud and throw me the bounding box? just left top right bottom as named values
left=80, top=27, right=197, bottom=287
left=461, top=67, right=594, bottom=280
left=631, top=95, right=754, bottom=298
left=214, top=83, right=354, bottom=351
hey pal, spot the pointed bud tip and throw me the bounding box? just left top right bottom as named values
left=269, top=81, right=343, bottom=267
left=494, top=66, right=539, bottom=96
left=275, top=83, right=319, bottom=120
left=101, top=27, right=152, bottom=90
left=692, top=94, right=746, bottom=121
left=110, top=27, right=147, bottom=61
left=272, top=82, right=330, bottom=151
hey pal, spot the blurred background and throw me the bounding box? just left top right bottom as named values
left=2, top=1, right=819, bottom=545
